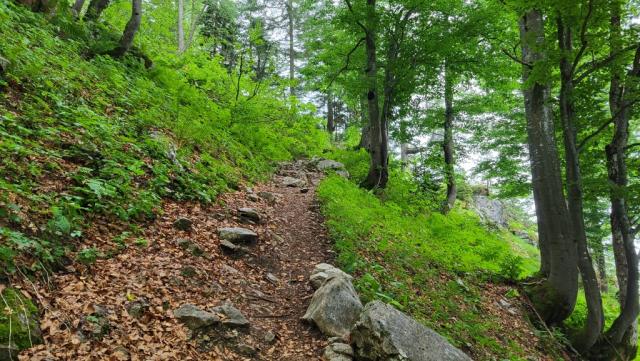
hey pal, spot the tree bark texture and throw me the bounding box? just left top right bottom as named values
left=442, top=62, right=456, bottom=214
left=109, top=0, right=142, bottom=58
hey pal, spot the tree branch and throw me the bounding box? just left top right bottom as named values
left=324, top=37, right=366, bottom=91
left=344, top=0, right=368, bottom=34
left=625, top=142, right=640, bottom=151
left=570, top=0, right=594, bottom=74
left=502, top=48, right=532, bottom=68
left=577, top=98, right=640, bottom=152
left=575, top=43, right=638, bottom=83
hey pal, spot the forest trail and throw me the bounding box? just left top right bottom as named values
left=22, top=161, right=333, bottom=360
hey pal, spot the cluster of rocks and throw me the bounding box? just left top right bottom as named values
left=277, top=158, right=350, bottom=191
left=173, top=302, right=256, bottom=356
left=217, top=227, right=258, bottom=254
left=303, top=263, right=473, bottom=361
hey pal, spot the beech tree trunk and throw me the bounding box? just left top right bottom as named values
left=72, top=0, right=85, bottom=16
left=15, top=0, right=57, bottom=13
left=177, top=0, right=185, bottom=53
left=442, top=63, right=456, bottom=214
left=596, top=39, right=640, bottom=361
left=327, top=93, right=335, bottom=136
left=109, top=0, right=142, bottom=58
left=357, top=93, right=370, bottom=151
left=519, top=9, right=578, bottom=325
left=361, top=0, right=387, bottom=189
left=556, top=17, right=603, bottom=352
left=85, top=0, right=110, bottom=20
left=286, top=0, right=295, bottom=97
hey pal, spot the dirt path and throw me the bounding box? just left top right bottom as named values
left=23, top=162, right=333, bottom=360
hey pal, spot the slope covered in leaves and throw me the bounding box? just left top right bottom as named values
left=0, top=2, right=328, bottom=275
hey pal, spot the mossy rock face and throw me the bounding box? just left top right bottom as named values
left=0, top=288, right=43, bottom=359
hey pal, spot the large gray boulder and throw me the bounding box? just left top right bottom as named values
left=302, top=275, right=363, bottom=337
left=0, top=342, right=18, bottom=361
left=218, top=227, right=258, bottom=245
left=351, top=301, right=472, bottom=361
left=310, top=263, right=353, bottom=290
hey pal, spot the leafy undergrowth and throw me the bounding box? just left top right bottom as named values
left=316, top=174, right=566, bottom=360
left=0, top=3, right=328, bottom=275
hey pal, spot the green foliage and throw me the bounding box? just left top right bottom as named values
left=0, top=287, right=41, bottom=350
left=316, top=165, right=548, bottom=359
left=76, top=247, right=99, bottom=265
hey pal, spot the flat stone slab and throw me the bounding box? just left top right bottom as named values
left=218, top=227, right=258, bottom=245
left=173, top=304, right=220, bottom=330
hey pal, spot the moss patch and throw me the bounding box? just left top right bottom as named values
left=0, top=288, right=42, bottom=350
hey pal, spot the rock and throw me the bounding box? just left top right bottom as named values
left=282, top=176, right=306, bottom=187
left=0, top=288, right=43, bottom=355
left=126, top=298, right=149, bottom=319
left=247, top=193, right=260, bottom=202
left=264, top=331, right=277, bottom=344
left=176, top=238, right=205, bottom=256
left=0, top=342, right=18, bottom=361
left=220, top=239, right=239, bottom=252
left=317, top=159, right=345, bottom=171
left=257, top=191, right=277, bottom=204
left=336, top=170, right=350, bottom=178
left=300, top=188, right=310, bottom=193
left=218, top=227, right=258, bottom=245
left=173, top=217, right=193, bottom=231
left=302, top=275, right=363, bottom=337
left=351, top=301, right=472, bottom=361
left=0, top=56, right=9, bottom=75
left=79, top=305, right=110, bottom=341
left=174, top=304, right=220, bottom=330
left=209, top=303, right=249, bottom=328
left=471, top=194, right=507, bottom=228
left=236, top=343, right=257, bottom=356
left=238, top=208, right=261, bottom=223
left=266, top=273, right=279, bottom=283
left=323, top=342, right=354, bottom=361
left=310, top=263, right=353, bottom=290
left=113, top=346, right=131, bottom=361
left=181, top=266, right=197, bottom=278
left=221, top=264, right=240, bottom=274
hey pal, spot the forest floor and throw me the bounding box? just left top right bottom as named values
left=19, top=161, right=333, bottom=360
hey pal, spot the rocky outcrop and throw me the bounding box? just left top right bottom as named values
left=471, top=195, right=507, bottom=228
left=303, top=273, right=362, bottom=338
left=351, top=301, right=472, bottom=361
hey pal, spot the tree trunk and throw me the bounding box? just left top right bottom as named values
left=593, top=238, right=608, bottom=292
left=15, top=0, right=57, bottom=13
left=177, top=0, right=185, bottom=53
left=361, top=0, right=387, bottom=189
left=72, top=0, right=85, bottom=16
left=442, top=62, right=456, bottom=214
left=598, top=43, right=640, bottom=361
left=556, top=16, right=604, bottom=352
left=357, top=93, right=371, bottom=151
left=109, top=0, right=142, bottom=58
left=183, top=2, right=208, bottom=54
left=286, top=0, right=295, bottom=97
left=327, top=93, right=335, bottom=136
left=519, top=9, right=578, bottom=325
left=85, top=0, right=110, bottom=20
